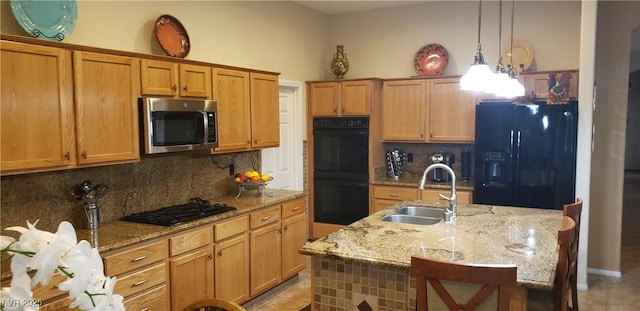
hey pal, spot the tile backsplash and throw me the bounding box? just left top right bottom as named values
left=0, top=150, right=260, bottom=233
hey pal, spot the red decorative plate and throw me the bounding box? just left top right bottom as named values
left=154, top=15, right=190, bottom=58
left=413, top=43, right=449, bottom=76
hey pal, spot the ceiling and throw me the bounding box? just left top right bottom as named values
left=294, top=1, right=423, bottom=15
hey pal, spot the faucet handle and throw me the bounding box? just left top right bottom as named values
left=438, top=193, right=453, bottom=201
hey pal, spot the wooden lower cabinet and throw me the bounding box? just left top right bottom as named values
left=421, top=189, right=473, bottom=204
left=371, top=185, right=420, bottom=213
left=250, top=221, right=282, bottom=296
left=169, top=247, right=214, bottom=311
left=281, top=212, right=307, bottom=279
left=124, top=284, right=169, bottom=310
left=214, top=233, right=250, bottom=304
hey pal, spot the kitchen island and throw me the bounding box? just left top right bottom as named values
left=299, top=201, right=563, bottom=311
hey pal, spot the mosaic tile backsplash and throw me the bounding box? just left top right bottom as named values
left=0, top=150, right=260, bottom=233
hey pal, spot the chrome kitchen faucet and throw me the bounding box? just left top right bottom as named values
left=418, top=163, right=457, bottom=222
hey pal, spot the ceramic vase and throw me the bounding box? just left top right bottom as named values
left=331, top=45, right=349, bottom=79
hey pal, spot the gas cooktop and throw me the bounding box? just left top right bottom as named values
left=121, top=197, right=236, bottom=226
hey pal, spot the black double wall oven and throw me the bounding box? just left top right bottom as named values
left=313, top=117, right=369, bottom=225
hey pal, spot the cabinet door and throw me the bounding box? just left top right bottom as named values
left=1, top=41, right=75, bottom=173
left=428, top=78, right=477, bottom=142
left=341, top=80, right=371, bottom=115
left=250, top=222, right=281, bottom=296
left=179, top=64, right=212, bottom=98
left=250, top=72, right=280, bottom=148
left=124, top=284, right=169, bottom=311
left=214, top=234, right=249, bottom=304
left=521, top=71, right=579, bottom=99
left=372, top=198, right=401, bottom=213
left=382, top=80, right=427, bottom=141
left=73, top=51, right=140, bottom=165
left=309, top=82, right=339, bottom=116
left=281, top=213, right=307, bottom=279
left=140, top=59, right=178, bottom=96
left=212, top=68, right=252, bottom=152
left=169, top=247, right=214, bottom=311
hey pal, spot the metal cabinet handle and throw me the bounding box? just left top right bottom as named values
left=292, top=207, right=301, bottom=211
left=140, top=308, right=149, bottom=311
left=131, top=256, right=147, bottom=262
left=217, top=250, right=222, bottom=257
left=132, top=280, right=147, bottom=287
left=81, top=151, right=87, bottom=159
left=172, top=85, right=177, bottom=92
left=261, top=216, right=271, bottom=221
left=183, top=85, right=188, bottom=92
left=284, top=225, right=288, bottom=231
left=389, top=193, right=399, bottom=197
left=64, top=152, right=70, bottom=160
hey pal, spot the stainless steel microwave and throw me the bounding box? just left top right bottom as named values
left=139, top=97, right=218, bottom=154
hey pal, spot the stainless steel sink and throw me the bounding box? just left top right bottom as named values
left=380, top=214, right=442, bottom=225
left=394, top=206, right=444, bottom=218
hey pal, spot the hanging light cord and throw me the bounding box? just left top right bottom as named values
left=474, top=0, right=486, bottom=65
left=496, top=0, right=505, bottom=73
left=508, top=0, right=516, bottom=77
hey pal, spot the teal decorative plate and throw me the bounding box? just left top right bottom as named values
left=10, top=0, right=78, bottom=41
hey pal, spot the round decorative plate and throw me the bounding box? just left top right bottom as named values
left=502, top=40, right=534, bottom=73
left=10, top=0, right=77, bottom=41
left=154, top=15, right=190, bottom=58
left=414, top=43, right=449, bottom=76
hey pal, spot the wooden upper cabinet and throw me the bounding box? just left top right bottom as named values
left=518, top=70, right=579, bottom=99
left=73, top=51, right=140, bottom=165
left=381, top=79, right=427, bottom=141
left=1, top=41, right=76, bottom=174
left=428, top=77, right=478, bottom=142
left=140, top=59, right=211, bottom=98
left=309, top=79, right=377, bottom=116
left=140, top=59, right=178, bottom=96
left=212, top=68, right=252, bottom=152
left=179, top=63, right=212, bottom=98
left=309, top=82, right=339, bottom=116
left=250, top=72, right=279, bottom=149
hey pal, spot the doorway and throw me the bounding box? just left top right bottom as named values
left=261, top=80, right=304, bottom=191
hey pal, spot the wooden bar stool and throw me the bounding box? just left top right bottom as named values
left=185, top=299, right=247, bottom=311
left=528, top=216, right=576, bottom=311
left=411, top=255, right=518, bottom=310
left=563, top=198, right=582, bottom=311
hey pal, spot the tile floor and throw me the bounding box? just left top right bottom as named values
left=243, top=172, right=640, bottom=310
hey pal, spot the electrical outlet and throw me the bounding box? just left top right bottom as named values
left=407, top=153, right=414, bottom=162
left=229, top=163, right=235, bottom=176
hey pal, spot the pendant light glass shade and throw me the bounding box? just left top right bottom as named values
left=460, top=0, right=493, bottom=92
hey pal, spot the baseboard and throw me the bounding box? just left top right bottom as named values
left=587, top=267, right=622, bottom=278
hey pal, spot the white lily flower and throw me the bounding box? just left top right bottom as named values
left=30, top=222, right=78, bottom=287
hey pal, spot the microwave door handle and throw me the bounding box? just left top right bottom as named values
left=201, top=112, right=208, bottom=144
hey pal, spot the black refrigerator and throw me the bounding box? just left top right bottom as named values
left=473, top=100, right=578, bottom=210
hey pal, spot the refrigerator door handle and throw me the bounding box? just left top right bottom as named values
left=563, top=111, right=575, bottom=153
left=514, top=130, right=521, bottom=184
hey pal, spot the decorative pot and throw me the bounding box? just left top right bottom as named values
left=331, top=45, right=349, bottom=79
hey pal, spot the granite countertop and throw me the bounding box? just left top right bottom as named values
left=1, top=189, right=306, bottom=282
left=300, top=200, right=563, bottom=290
left=372, top=175, right=474, bottom=191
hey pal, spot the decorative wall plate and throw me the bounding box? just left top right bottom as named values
left=503, top=40, right=534, bottom=73
left=413, top=43, right=449, bottom=76
left=10, top=0, right=77, bottom=41
left=154, top=15, right=190, bottom=58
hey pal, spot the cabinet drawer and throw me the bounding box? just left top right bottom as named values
left=250, top=206, right=281, bottom=229
left=421, top=189, right=473, bottom=204
left=215, top=215, right=249, bottom=242
left=124, top=284, right=169, bottom=311
left=282, top=198, right=306, bottom=218
left=104, top=240, right=167, bottom=276
left=115, top=263, right=166, bottom=298
left=170, top=226, right=213, bottom=257
left=373, top=186, right=419, bottom=200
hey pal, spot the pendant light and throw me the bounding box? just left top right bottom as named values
left=460, top=0, right=493, bottom=92
left=488, top=0, right=512, bottom=97
left=504, top=0, right=525, bottom=97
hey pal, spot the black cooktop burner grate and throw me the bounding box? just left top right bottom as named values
left=121, top=197, right=236, bottom=226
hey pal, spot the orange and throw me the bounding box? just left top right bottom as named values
left=250, top=176, right=261, bottom=182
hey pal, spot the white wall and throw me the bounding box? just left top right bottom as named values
left=323, top=1, right=581, bottom=79
left=0, top=0, right=329, bottom=82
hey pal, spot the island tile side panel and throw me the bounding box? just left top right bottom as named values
left=312, top=257, right=413, bottom=311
